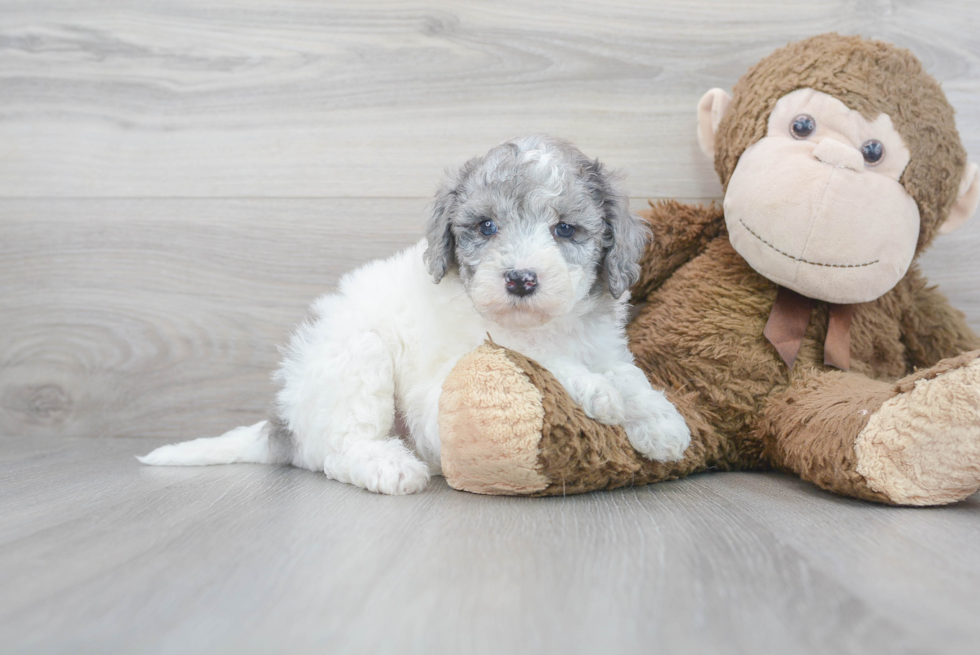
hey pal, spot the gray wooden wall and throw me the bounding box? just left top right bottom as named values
left=2, top=0, right=979, bottom=441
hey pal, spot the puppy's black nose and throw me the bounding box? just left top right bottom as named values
left=504, top=269, right=538, bottom=297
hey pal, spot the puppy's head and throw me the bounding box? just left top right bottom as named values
left=424, top=134, right=649, bottom=329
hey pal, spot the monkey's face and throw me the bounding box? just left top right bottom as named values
left=723, top=88, right=920, bottom=304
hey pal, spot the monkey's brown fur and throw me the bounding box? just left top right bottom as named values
left=439, top=34, right=980, bottom=504
left=716, top=33, right=967, bottom=254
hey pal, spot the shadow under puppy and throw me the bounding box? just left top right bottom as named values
left=140, top=134, right=690, bottom=494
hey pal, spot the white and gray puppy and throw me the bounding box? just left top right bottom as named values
left=140, top=134, right=691, bottom=494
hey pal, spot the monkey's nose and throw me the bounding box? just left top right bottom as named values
left=504, top=269, right=538, bottom=297
left=813, top=138, right=864, bottom=172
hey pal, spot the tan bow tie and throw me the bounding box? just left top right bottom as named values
left=763, top=286, right=856, bottom=370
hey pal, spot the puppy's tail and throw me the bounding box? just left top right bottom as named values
left=137, top=420, right=289, bottom=467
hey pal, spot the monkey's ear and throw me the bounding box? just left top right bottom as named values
left=940, top=162, right=980, bottom=235
left=697, top=88, right=733, bottom=160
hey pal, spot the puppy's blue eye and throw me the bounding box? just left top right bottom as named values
left=479, top=219, right=497, bottom=236
left=554, top=222, right=575, bottom=238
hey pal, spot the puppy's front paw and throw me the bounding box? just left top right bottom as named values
left=625, top=390, right=691, bottom=462
left=570, top=374, right=627, bottom=425
left=324, top=440, right=430, bottom=495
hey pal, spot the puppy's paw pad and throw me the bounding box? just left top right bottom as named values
left=357, top=457, right=430, bottom=495
left=626, top=396, right=691, bottom=462
left=325, top=441, right=430, bottom=495
left=573, top=377, right=627, bottom=425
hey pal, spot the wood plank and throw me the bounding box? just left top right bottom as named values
left=0, top=0, right=977, bottom=198
left=917, top=216, right=980, bottom=330
left=1, top=436, right=978, bottom=654
left=2, top=198, right=978, bottom=442
left=0, top=198, right=427, bottom=441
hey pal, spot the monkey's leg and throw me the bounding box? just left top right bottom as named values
left=439, top=342, right=716, bottom=496
left=760, top=350, right=980, bottom=505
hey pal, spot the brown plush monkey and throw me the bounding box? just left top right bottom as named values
left=438, top=33, right=980, bottom=505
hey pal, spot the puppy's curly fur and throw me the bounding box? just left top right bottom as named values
left=139, top=135, right=690, bottom=494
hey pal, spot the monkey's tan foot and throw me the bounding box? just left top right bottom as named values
left=439, top=342, right=696, bottom=496
left=439, top=343, right=550, bottom=495
left=855, top=352, right=980, bottom=506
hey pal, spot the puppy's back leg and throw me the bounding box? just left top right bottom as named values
left=284, top=330, right=430, bottom=495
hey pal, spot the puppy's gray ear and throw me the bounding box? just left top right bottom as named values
left=584, top=159, right=650, bottom=298
left=423, top=182, right=458, bottom=283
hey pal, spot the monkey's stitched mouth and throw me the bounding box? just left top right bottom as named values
left=738, top=218, right=879, bottom=269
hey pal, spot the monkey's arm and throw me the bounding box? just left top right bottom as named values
left=899, top=266, right=980, bottom=369
left=632, top=200, right=726, bottom=300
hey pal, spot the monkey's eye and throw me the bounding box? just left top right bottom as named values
left=861, top=139, right=884, bottom=166
left=554, top=222, right=576, bottom=238
left=790, top=114, right=816, bottom=139
left=478, top=219, right=497, bottom=236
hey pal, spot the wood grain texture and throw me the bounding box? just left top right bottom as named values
left=0, top=0, right=978, bottom=199
left=0, top=198, right=426, bottom=440
left=1, top=436, right=979, bottom=654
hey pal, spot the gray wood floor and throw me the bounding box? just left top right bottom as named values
left=3, top=1, right=980, bottom=653
left=3, top=436, right=980, bottom=655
